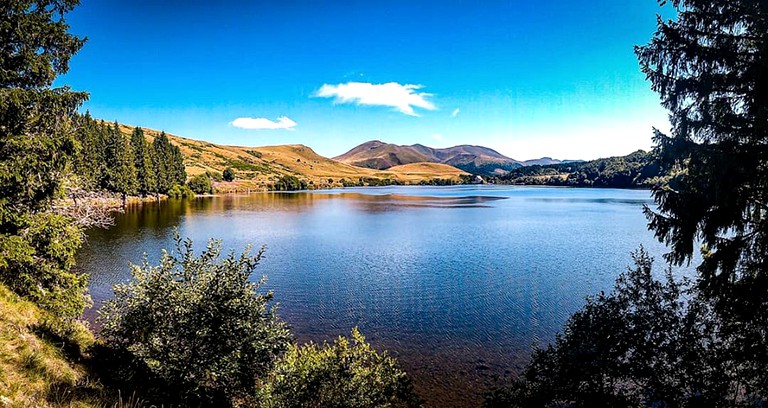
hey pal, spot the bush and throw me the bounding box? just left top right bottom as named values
left=484, top=248, right=759, bottom=407
left=0, top=212, right=90, bottom=320
left=187, top=173, right=213, bottom=194
left=206, top=170, right=223, bottom=182
left=261, top=328, right=422, bottom=408
left=98, top=235, right=292, bottom=406
left=222, top=167, right=235, bottom=182
left=167, top=184, right=195, bottom=198
left=271, top=175, right=307, bottom=191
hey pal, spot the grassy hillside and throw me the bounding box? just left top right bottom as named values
left=334, top=140, right=521, bottom=175
left=116, top=125, right=468, bottom=190
left=0, top=284, right=108, bottom=407
left=387, top=162, right=468, bottom=176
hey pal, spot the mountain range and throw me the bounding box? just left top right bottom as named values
left=119, top=125, right=577, bottom=187
left=334, top=140, right=567, bottom=175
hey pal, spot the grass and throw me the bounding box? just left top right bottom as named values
left=115, top=123, right=468, bottom=191
left=0, top=284, right=116, bottom=407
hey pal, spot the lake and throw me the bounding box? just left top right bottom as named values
left=77, top=185, right=683, bottom=407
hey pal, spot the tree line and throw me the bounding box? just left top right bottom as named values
left=72, top=114, right=187, bottom=202
left=492, top=150, right=665, bottom=188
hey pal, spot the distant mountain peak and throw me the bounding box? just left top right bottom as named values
left=334, top=140, right=524, bottom=175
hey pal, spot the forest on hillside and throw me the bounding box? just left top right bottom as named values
left=491, top=150, right=666, bottom=188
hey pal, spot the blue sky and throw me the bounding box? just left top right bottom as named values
left=57, top=0, right=672, bottom=161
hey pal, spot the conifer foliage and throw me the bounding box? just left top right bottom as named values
left=72, top=117, right=187, bottom=198
left=636, top=0, right=768, bottom=299
left=487, top=2, right=768, bottom=406
left=0, top=0, right=91, bottom=319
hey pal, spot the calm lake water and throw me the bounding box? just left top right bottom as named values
left=77, top=186, right=683, bottom=407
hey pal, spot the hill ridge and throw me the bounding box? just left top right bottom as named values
left=334, top=140, right=523, bottom=175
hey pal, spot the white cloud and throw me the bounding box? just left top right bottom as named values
left=451, top=108, right=460, bottom=118
left=230, top=116, right=297, bottom=130
left=315, top=82, right=436, bottom=116
left=432, top=133, right=443, bottom=140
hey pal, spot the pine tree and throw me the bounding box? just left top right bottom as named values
left=151, top=131, right=187, bottom=193
left=637, top=0, right=768, bottom=300
left=636, top=0, right=768, bottom=396
left=152, top=132, right=172, bottom=194
left=102, top=122, right=137, bottom=205
left=130, top=127, right=155, bottom=196
left=73, top=112, right=106, bottom=188
left=0, top=0, right=91, bottom=318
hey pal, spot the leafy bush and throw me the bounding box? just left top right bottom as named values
left=223, top=167, right=236, bottom=182
left=166, top=184, right=195, bottom=198
left=484, top=248, right=764, bottom=407
left=271, top=175, right=307, bottom=191
left=98, top=235, right=292, bottom=406
left=261, top=328, right=422, bottom=408
left=206, top=170, right=223, bottom=182
left=187, top=173, right=213, bottom=194
left=0, top=212, right=90, bottom=320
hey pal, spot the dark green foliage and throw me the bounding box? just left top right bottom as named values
left=152, top=132, right=186, bottom=193
left=633, top=0, right=768, bottom=399
left=271, top=175, right=307, bottom=191
left=495, top=150, right=664, bottom=188
left=102, top=122, right=137, bottom=200
left=130, top=127, right=156, bottom=196
left=0, top=0, right=86, bottom=89
left=453, top=161, right=521, bottom=176
left=360, top=177, right=403, bottom=187
left=72, top=118, right=186, bottom=198
left=494, top=2, right=768, bottom=406
left=418, top=178, right=462, bottom=186
left=166, top=184, right=195, bottom=199
left=187, top=173, right=213, bottom=194
left=0, top=213, right=90, bottom=319
left=637, top=0, right=768, bottom=302
left=245, top=149, right=263, bottom=159
left=0, top=0, right=90, bottom=319
left=222, top=167, right=235, bottom=182
left=206, top=170, right=223, bottom=182
left=73, top=111, right=106, bottom=188
left=98, top=235, right=292, bottom=406
left=485, top=249, right=761, bottom=407
left=262, top=328, right=423, bottom=408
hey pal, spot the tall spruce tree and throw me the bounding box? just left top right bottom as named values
left=637, top=0, right=768, bottom=397
left=0, top=0, right=91, bottom=318
left=73, top=112, right=106, bottom=188
left=102, top=122, right=137, bottom=205
left=130, top=127, right=155, bottom=196
left=152, top=131, right=186, bottom=193
left=637, top=1, right=768, bottom=303
left=152, top=132, right=172, bottom=194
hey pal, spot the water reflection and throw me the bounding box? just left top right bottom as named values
left=77, top=186, right=682, bottom=408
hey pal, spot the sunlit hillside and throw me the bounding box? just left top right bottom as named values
left=116, top=124, right=469, bottom=190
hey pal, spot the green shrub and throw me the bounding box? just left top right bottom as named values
left=99, top=235, right=291, bottom=406
left=484, top=248, right=748, bottom=407
left=187, top=173, right=213, bottom=194
left=0, top=212, right=90, bottom=320
left=206, top=170, right=223, bottom=182
left=166, top=184, right=195, bottom=198
left=222, top=167, right=235, bottom=182
left=261, top=328, right=422, bottom=408
left=271, top=175, right=307, bottom=191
